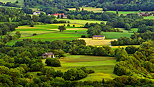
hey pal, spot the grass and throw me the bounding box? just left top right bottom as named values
left=107, top=11, right=141, bottom=15
left=20, top=31, right=86, bottom=39
left=0, top=0, right=24, bottom=6
left=102, top=32, right=133, bottom=39
left=144, top=16, right=154, bottom=19
left=57, top=19, right=104, bottom=25
left=68, top=7, right=103, bottom=13
left=131, top=28, right=138, bottom=33
left=7, top=24, right=88, bottom=45
left=7, top=20, right=102, bottom=45
left=7, top=19, right=134, bottom=46
left=43, top=55, right=117, bottom=81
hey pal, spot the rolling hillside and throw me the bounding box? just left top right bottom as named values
left=0, top=0, right=24, bottom=6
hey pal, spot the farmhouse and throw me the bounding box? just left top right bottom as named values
left=138, top=12, right=153, bottom=16
left=42, top=52, right=55, bottom=58
left=92, top=35, right=105, bottom=40
left=49, top=13, right=67, bottom=18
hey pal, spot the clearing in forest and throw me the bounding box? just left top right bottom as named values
left=42, top=55, right=117, bottom=81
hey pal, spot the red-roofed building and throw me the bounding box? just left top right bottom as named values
left=138, top=12, right=153, bottom=16
left=48, top=13, right=67, bottom=18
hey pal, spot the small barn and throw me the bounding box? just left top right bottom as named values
left=92, top=35, right=105, bottom=40
left=42, top=52, right=55, bottom=58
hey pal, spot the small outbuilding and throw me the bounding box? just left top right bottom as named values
left=42, top=52, right=55, bottom=58
left=92, top=35, right=105, bottom=40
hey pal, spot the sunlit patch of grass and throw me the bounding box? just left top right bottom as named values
left=50, top=55, right=117, bottom=81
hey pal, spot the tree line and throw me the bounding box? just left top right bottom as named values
left=23, top=0, right=154, bottom=11
left=111, top=31, right=154, bottom=46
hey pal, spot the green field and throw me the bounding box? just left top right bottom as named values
left=102, top=32, right=133, bottom=39
left=144, top=16, right=154, bottom=19
left=57, top=19, right=104, bottom=24
left=68, top=7, right=103, bottom=13
left=42, top=55, right=117, bottom=81
left=0, top=0, right=24, bottom=6
left=6, top=19, right=134, bottom=45
left=131, top=28, right=138, bottom=32
left=7, top=23, right=88, bottom=45
left=107, top=11, right=141, bottom=15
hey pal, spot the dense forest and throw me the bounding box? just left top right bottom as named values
left=0, top=39, right=154, bottom=86
left=20, top=0, right=154, bottom=11
left=1, top=0, right=154, bottom=11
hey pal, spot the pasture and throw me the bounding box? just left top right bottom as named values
left=144, top=16, right=154, bottom=19
left=68, top=7, right=103, bottom=13
left=42, top=55, right=117, bottom=81
left=101, top=32, right=133, bottom=39
left=57, top=19, right=104, bottom=24
left=0, top=0, right=24, bottom=6
left=7, top=19, right=134, bottom=46
left=107, top=11, right=141, bottom=15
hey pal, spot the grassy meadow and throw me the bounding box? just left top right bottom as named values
left=107, top=11, right=141, bottom=15
left=68, top=7, right=103, bottom=13
left=7, top=19, right=135, bottom=45
left=0, top=0, right=24, bottom=6
left=101, top=32, right=133, bottom=39
left=57, top=19, right=104, bottom=24
left=42, top=55, right=117, bottom=81
left=7, top=19, right=103, bottom=45
left=144, top=16, right=154, bottom=19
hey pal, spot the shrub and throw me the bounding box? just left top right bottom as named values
left=30, top=24, right=34, bottom=27
left=45, top=58, right=61, bottom=67
left=32, top=33, right=37, bottom=36
left=81, top=35, right=86, bottom=38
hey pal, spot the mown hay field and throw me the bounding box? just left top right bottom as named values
left=79, top=38, right=116, bottom=46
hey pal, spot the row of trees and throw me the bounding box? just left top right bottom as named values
left=67, top=11, right=118, bottom=21
left=85, top=22, right=123, bottom=37
left=111, top=31, right=154, bottom=46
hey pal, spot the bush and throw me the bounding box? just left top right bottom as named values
left=32, top=33, right=37, bottom=36
left=63, top=68, right=87, bottom=81
left=81, top=35, right=86, bottom=38
left=30, top=24, right=34, bottom=27
left=45, top=58, right=61, bottom=67
left=67, top=24, right=70, bottom=27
